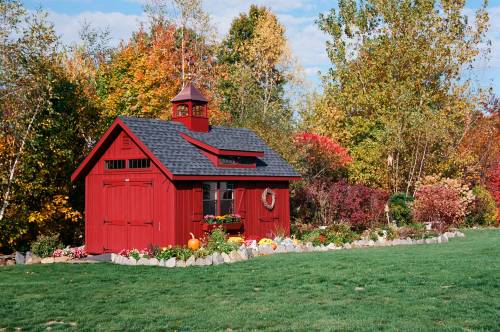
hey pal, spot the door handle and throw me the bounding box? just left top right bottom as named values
left=144, top=220, right=153, bottom=225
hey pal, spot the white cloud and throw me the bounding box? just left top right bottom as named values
left=47, top=10, right=146, bottom=46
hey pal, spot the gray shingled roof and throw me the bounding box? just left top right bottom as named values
left=120, top=116, right=300, bottom=177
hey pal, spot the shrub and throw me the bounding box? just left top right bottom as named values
left=329, top=181, right=389, bottom=231
left=295, top=223, right=360, bottom=246
left=413, top=184, right=466, bottom=231
left=388, top=192, right=414, bottom=226
left=292, top=180, right=388, bottom=231
left=466, top=185, right=498, bottom=226
left=205, top=227, right=238, bottom=254
left=30, top=234, right=63, bottom=258
left=293, top=132, right=352, bottom=181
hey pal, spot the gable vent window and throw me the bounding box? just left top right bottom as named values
left=122, top=135, right=131, bottom=149
left=128, top=159, right=151, bottom=169
left=105, top=160, right=125, bottom=169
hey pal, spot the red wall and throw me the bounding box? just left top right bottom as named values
left=85, top=130, right=174, bottom=254
left=174, top=181, right=291, bottom=245
left=84, top=129, right=291, bottom=253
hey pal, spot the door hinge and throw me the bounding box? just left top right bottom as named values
left=103, top=220, right=111, bottom=224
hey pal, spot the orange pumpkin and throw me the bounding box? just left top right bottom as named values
left=271, top=243, right=277, bottom=250
left=187, top=232, right=200, bottom=251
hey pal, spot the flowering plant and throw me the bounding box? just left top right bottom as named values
left=52, top=246, right=87, bottom=259
left=118, top=248, right=153, bottom=260
left=203, top=214, right=241, bottom=224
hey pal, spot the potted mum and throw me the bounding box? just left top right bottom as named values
left=202, top=214, right=243, bottom=232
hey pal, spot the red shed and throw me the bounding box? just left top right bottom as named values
left=71, top=84, right=300, bottom=254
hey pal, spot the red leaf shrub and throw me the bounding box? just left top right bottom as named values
left=292, top=180, right=388, bottom=231
left=413, top=184, right=465, bottom=231
left=329, top=180, right=388, bottom=231
left=294, top=132, right=352, bottom=181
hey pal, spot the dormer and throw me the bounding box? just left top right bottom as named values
left=171, top=83, right=209, bottom=132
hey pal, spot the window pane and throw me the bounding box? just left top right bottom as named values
left=220, top=182, right=234, bottom=215
left=193, top=105, right=205, bottom=117
left=105, top=160, right=125, bottom=169
left=177, top=104, right=188, bottom=117
left=203, top=182, right=217, bottom=216
left=128, top=159, right=150, bottom=169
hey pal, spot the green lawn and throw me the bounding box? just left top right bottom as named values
left=1, top=230, right=499, bottom=331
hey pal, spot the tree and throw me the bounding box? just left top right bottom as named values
left=96, top=2, right=224, bottom=126
left=217, top=5, right=299, bottom=159
left=315, top=0, right=489, bottom=193
left=0, top=1, right=58, bottom=247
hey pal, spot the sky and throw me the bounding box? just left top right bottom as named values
left=23, top=0, right=500, bottom=94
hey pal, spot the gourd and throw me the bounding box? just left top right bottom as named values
left=187, top=233, right=200, bottom=251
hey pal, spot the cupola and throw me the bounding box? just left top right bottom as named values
left=171, top=83, right=209, bottom=132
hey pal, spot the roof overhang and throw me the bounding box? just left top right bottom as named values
left=172, top=175, right=301, bottom=181
left=179, top=132, right=264, bottom=157
left=71, top=118, right=174, bottom=182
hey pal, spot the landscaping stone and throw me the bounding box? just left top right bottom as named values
left=416, top=239, right=425, bottom=245
left=149, top=258, right=159, bottom=266
left=165, top=257, right=176, bottom=268
left=137, top=258, right=149, bottom=266
left=229, top=251, right=241, bottom=262
left=367, top=240, right=375, bottom=247
left=275, top=245, right=286, bottom=253
left=6, top=259, right=15, bottom=266
left=15, top=252, right=25, bottom=265
left=205, top=255, right=213, bottom=266
left=25, top=252, right=41, bottom=265
left=425, top=238, right=437, bottom=244
left=245, top=247, right=254, bottom=258
left=456, top=231, right=465, bottom=238
left=259, top=245, right=274, bottom=255
left=41, top=257, right=54, bottom=264
left=284, top=244, right=295, bottom=252
left=221, top=252, right=231, bottom=263
left=54, top=256, right=70, bottom=263
left=212, top=252, right=224, bottom=265
left=194, top=258, right=205, bottom=266
left=175, top=259, right=185, bottom=268
left=343, top=243, right=352, bottom=249
left=238, top=248, right=248, bottom=260
left=185, top=256, right=195, bottom=267
left=127, top=258, right=137, bottom=266
left=86, top=253, right=112, bottom=262
left=326, top=243, right=336, bottom=250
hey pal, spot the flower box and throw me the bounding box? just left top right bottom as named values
left=202, top=222, right=243, bottom=232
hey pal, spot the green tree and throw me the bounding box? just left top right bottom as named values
left=314, top=0, right=489, bottom=192
left=217, top=5, right=299, bottom=159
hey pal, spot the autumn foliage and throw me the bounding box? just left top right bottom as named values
left=293, top=132, right=352, bottom=181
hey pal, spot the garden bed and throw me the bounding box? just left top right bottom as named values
left=109, top=230, right=465, bottom=268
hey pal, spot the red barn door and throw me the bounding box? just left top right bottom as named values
left=103, top=179, right=154, bottom=252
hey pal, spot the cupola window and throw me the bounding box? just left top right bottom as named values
left=192, top=104, right=206, bottom=117
left=176, top=104, right=188, bottom=117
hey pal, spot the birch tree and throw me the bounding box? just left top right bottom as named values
left=0, top=1, right=58, bottom=230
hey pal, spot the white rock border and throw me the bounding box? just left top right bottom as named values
left=110, top=231, right=465, bottom=268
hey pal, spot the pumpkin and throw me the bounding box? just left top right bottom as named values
left=187, top=232, right=200, bottom=251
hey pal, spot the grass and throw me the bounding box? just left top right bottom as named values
left=0, top=229, right=499, bottom=331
